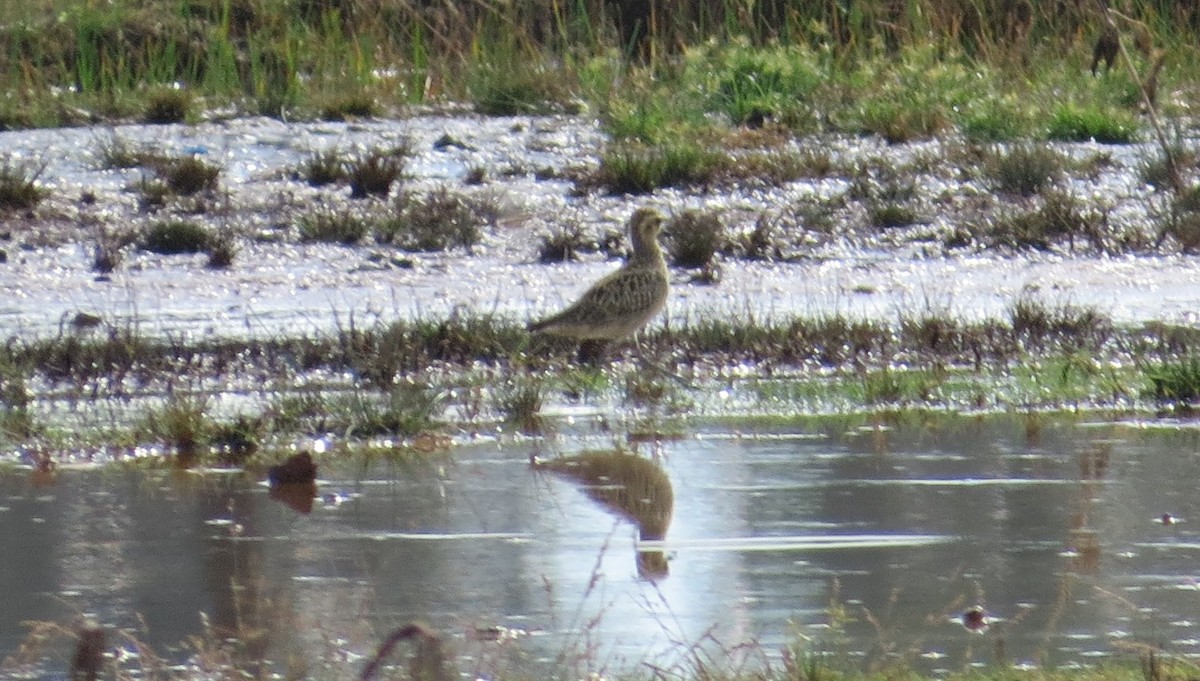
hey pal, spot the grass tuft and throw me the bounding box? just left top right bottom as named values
left=986, top=143, right=1065, bottom=196
left=591, top=141, right=723, bottom=194
left=142, top=88, right=191, bottom=124
left=298, top=209, right=372, bottom=245
left=157, top=155, right=221, bottom=196
left=141, top=220, right=211, bottom=254
left=348, top=147, right=408, bottom=199
left=0, top=157, right=49, bottom=211
left=665, top=210, right=725, bottom=268
left=376, top=188, right=487, bottom=252
left=1047, top=105, right=1137, bottom=144
left=298, top=148, right=348, bottom=186
left=538, top=223, right=589, bottom=263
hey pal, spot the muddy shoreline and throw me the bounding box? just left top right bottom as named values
left=1, top=115, right=1197, bottom=341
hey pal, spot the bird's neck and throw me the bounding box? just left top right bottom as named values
left=629, top=234, right=664, bottom=268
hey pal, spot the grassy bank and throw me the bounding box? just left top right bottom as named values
left=0, top=0, right=1196, bottom=146
left=3, top=300, right=1200, bottom=462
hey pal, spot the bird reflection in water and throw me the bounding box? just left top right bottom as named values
left=534, top=448, right=674, bottom=579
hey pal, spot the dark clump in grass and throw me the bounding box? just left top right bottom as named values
left=376, top=188, right=487, bottom=252
left=1047, top=105, right=1137, bottom=144
left=158, top=156, right=221, bottom=196
left=665, top=210, right=724, bottom=268
left=1156, top=186, right=1200, bottom=253
left=471, top=63, right=571, bottom=116
left=298, top=148, right=347, bottom=186
left=1010, top=297, right=1112, bottom=350
left=1145, top=357, right=1200, bottom=405
left=729, top=214, right=785, bottom=261
left=141, top=220, right=211, bottom=254
left=985, top=192, right=1101, bottom=252
left=0, top=157, right=48, bottom=211
left=986, top=143, right=1065, bottom=196
left=348, top=146, right=409, bottom=199
left=868, top=202, right=918, bottom=229
left=205, top=234, right=237, bottom=269
left=319, top=92, right=378, bottom=121
left=298, top=209, right=373, bottom=245
left=589, top=141, right=723, bottom=195
left=538, top=223, right=589, bottom=263
left=210, top=414, right=263, bottom=465
left=142, top=88, right=191, bottom=124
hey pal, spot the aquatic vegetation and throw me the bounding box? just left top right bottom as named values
left=470, top=59, right=574, bottom=116
left=297, top=147, right=348, bottom=186
left=318, top=91, right=378, bottom=121
left=139, top=391, right=214, bottom=458
left=1144, top=356, right=1200, bottom=404
left=985, top=143, right=1066, bottom=197
left=0, top=157, right=48, bottom=211
left=537, top=222, right=590, bottom=263
left=298, top=208, right=373, bottom=245
left=980, top=191, right=1103, bottom=252
left=93, top=132, right=156, bottom=169
left=590, top=141, right=724, bottom=195
left=1156, top=186, right=1200, bottom=252
left=664, top=209, right=724, bottom=269
left=141, top=219, right=211, bottom=254
left=377, top=187, right=487, bottom=253
left=0, top=356, right=36, bottom=441
left=157, top=155, right=221, bottom=196
left=494, top=375, right=545, bottom=435
left=205, top=233, right=238, bottom=269
left=348, top=147, right=408, bottom=199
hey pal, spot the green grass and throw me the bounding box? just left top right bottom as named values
left=1047, top=104, right=1139, bottom=144
left=590, top=141, right=725, bottom=194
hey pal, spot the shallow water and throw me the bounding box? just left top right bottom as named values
left=4, top=414, right=1200, bottom=677
left=3, top=116, right=1200, bottom=341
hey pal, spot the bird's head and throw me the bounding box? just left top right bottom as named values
left=628, top=207, right=665, bottom=248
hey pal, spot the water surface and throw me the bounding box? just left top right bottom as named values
left=3, top=415, right=1200, bottom=677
